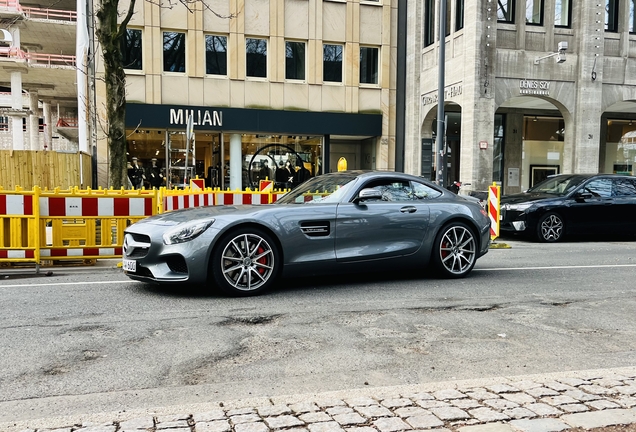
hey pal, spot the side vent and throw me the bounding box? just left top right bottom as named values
left=300, top=221, right=330, bottom=237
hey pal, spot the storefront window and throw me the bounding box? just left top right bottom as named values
left=124, top=128, right=323, bottom=191
left=122, top=29, right=142, bottom=70
left=522, top=116, right=564, bottom=190
left=603, top=120, right=636, bottom=175
left=163, top=31, right=186, bottom=73
left=493, top=114, right=505, bottom=183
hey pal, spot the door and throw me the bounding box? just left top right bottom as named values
left=565, top=178, right=615, bottom=234
left=335, top=178, right=430, bottom=262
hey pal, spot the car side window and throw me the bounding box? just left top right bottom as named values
left=411, top=181, right=442, bottom=200
left=362, top=179, right=413, bottom=202
left=613, top=179, right=636, bottom=197
left=583, top=179, right=612, bottom=198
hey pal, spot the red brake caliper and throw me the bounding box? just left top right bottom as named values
left=256, top=246, right=266, bottom=274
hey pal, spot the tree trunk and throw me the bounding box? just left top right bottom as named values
left=96, top=0, right=135, bottom=189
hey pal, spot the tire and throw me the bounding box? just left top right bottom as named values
left=536, top=212, right=564, bottom=242
left=432, top=222, right=478, bottom=278
left=211, top=227, right=280, bottom=296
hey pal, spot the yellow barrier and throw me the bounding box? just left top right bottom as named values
left=0, top=187, right=41, bottom=267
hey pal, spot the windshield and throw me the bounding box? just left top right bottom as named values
left=527, top=175, right=588, bottom=196
left=275, top=173, right=359, bottom=204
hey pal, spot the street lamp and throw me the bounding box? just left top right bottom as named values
left=534, top=42, right=568, bottom=65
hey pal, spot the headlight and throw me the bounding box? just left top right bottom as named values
left=506, top=202, right=533, bottom=212
left=163, top=219, right=215, bottom=245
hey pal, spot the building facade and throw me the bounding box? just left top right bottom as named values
left=96, top=0, right=398, bottom=190
left=405, top=0, right=636, bottom=194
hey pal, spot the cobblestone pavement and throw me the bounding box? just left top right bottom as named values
left=4, top=367, right=636, bottom=432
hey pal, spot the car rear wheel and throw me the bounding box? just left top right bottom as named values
left=432, top=222, right=477, bottom=278
left=536, top=212, right=564, bottom=242
left=211, top=228, right=280, bottom=296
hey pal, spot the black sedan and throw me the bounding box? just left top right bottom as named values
left=123, top=171, right=491, bottom=296
left=500, top=173, right=636, bottom=242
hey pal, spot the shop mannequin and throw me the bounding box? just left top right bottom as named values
left=148, top=158, right=163, bottom=188
left=128, top=157, right=144, bottom=189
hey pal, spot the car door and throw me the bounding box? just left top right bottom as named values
left=565, top=178, right=615, bottom=234
left=334, top=178, right=430, bottom=262
left=611, top=178, right=636, bottom=234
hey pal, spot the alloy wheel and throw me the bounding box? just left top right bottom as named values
left=540, top=214, right=563, bottom=241
left=220, top=233, right=275, bottom=291
left=438, top=225, right=477, bottom=275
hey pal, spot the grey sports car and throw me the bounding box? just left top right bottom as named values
left=122, top=171, right=491, bottom=296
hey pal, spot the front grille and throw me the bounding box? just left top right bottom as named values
left=124, top=232, right=151, bottom=259
left=166, top=255, right=188, bottom=274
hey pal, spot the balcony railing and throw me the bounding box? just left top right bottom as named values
left=0, top=47, right=76, bottom=67
left=56, top=117, right=78, bottom=128
left=0, top=0, right=76, bottom=22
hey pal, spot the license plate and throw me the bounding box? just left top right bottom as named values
left=123, top=259, right=136, bottom=272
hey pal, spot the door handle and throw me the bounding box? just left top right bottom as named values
left=400, top=206, right=417, bottom=213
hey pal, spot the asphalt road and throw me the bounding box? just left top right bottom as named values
left=0, top=236, right=635, bottom=422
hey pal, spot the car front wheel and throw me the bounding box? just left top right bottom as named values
left=211, top=228, right=280, bottom=296
left=536, top=212, right=564, bottom=242
left=432, top=222, right=477, bottom=278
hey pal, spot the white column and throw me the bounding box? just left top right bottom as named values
left=10, top=70, right=24, bottom=150
left=43, top=101, right=52, bottom=150
left=29, top=91, right=39, bottom=150
left=229, top=133, right=242, bottom=190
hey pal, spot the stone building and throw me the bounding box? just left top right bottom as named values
left=97, top=0, right=398, bottom=189
left=405, top=0, right=636, bottom=194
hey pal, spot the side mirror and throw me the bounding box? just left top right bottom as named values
left=575, top=191, right=594, bottom=201
left=354, top=188, right=382, bottom=203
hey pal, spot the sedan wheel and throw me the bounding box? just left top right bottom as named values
left=211, top=228, right=279, bottom=296
left=537, top=212, right=564, bottom=242
left=432, top=222, right=477, bottom=278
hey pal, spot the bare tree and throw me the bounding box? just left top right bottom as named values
left=94, top=0, right=233, bottom=188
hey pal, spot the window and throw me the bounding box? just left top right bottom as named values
left=554, top=0, right=571, bottom=27
left=411, top=181, right=442, bottom=200
left=630, top=0, right=636, bottom=33
left=285, top=41, right=306, bottom=80
left=456, top=0, right=464, bottom=30
left=493, top=114, right=505, bottom=183
left=424, top=0, right=435, bottom=47
left=497, top=0, right=514, bottom=23
left=163, top=31, right=186, bottom=73
left=526, top=0, right=543, bottom=25
left=363, top=179, right=413, bottom=202
left=246, top=38, right=267, bottom=78
left=359, top=46, right=379, bottom=85
left=614, top=178, right=636, bottom=196
left=121, top=28, right=142, bottom=70
left=584, top=179, right=613, bottom=198
left=323, top=44, right=343, bottom=83
left=205, top=35, right=227, bottom=75
left=0, top=116, right=8, bottom=131
left=606, top=0, right=619, bottom=32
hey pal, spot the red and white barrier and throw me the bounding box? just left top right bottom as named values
left=215, top=192, right=270, bottom=205
left=489, top=183, right=500, bottom=240
left=39, top=197, right=154, bottom=217
left=163, top=193, right=215, bottom=212
left=40, top=247, right=123, bottom=258
left=0, top=194, right=34, bottom=215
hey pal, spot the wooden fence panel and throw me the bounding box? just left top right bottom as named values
left=0, top=151, right=92, bottom=190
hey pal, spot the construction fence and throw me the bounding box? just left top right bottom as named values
left=0, top=185, right=290, bottom=269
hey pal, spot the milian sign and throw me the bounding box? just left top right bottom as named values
left=422, top=84, right=463, bottom=106
left=170, top=108, right=223, bottom=126
left=519, top=79, right=550, bottom=96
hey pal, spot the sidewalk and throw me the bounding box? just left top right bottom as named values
left=4, top=367, right=636, bottom=432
